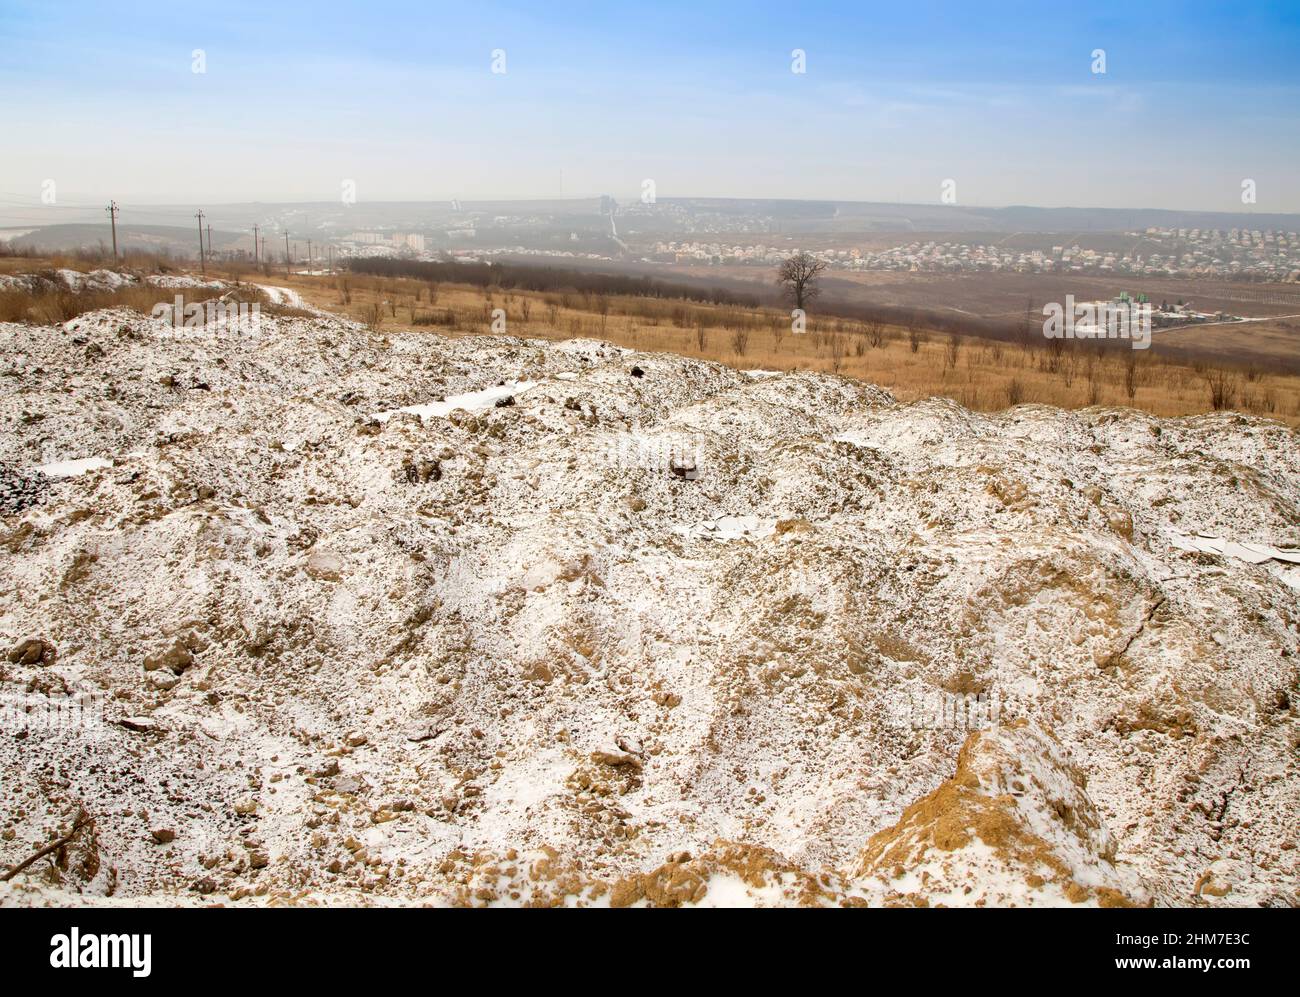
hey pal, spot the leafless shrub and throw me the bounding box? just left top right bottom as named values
left=771, top=316, right=786, bottom=352
left=729, top=327, right=750, bottom=356
left=829, top=333, right=845, bottom=373
left=1205, top=368, right=1237, bottom=410
left=944, top=333, right=960, bottom=371
left=360, top=302, right=384, bottom=331
left=1124, top=352, right=1138, bottom=402
left=1087, top=372, right=1102, bottom=406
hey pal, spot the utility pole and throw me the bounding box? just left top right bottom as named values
left=206, top=224, right=212, bottom=265
left=328, top=244, right=333, bottom=271
left=195, top=210, right=206, bottom=275
left=284, top=231, right=290, bottom=276
left=105, top=201, right=119, bottom=259
left=307, top=239, right=312, bottom=269
left=252, top=224, right=259, bottom=264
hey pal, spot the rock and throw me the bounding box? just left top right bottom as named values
left=151, top=827, right=176, bottom=844
left=118, top=715, right=161, bottom=733
left=494, top=394, right=515, bottom=408
left=146, top=671, right=180, bottom=691
left=630, top=366, right=644, bottom=378
left=668, top=458, right=698, bottom=481
left=0, top=464, right=51, bottom=515
left=625, top=496, right=647, bottom=513
left=305, top=551, right=343, bottom=582
left=401, top=456, right=441, bottom=484
left=142, top=639, right=194, bottom=675
left=248, top=850, right=270, bottom=869
left=334, top=776, right=365, bottom=794
left=7, top=637, right=57, bottom=667
left=775, top=517, right=814, bottom=535
left=592, top=749, right=643, bottom=770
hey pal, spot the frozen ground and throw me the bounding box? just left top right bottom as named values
left=1, top=302, right=1297, bottom=907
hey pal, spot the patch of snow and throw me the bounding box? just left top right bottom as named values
left=256, top=285, right=307, bottom=308
left=373, top=380, right=537, bottom=423
left=676, top=514, right=776, bottom=541
left=1168, top=532, right=1300, bottom=565
left=35, top=456, right=113, bottom=478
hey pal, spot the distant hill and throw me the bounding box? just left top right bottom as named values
left=9, top=224, right=242, bottom=257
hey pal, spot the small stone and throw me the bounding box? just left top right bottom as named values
left=7, top=637, right=57, bottom=667
left=151, top=827, right=176, bottom=844
left=305, top=551, right=343, bottom=582
left=142, top=638, right=194, bottom=675
left=118, top=716, right=161, bottom=733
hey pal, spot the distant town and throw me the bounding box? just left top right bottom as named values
left=648, top=227, right=1300, bottom=281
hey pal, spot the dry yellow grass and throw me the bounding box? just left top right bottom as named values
left=266, top=270, right=1300, bottom=427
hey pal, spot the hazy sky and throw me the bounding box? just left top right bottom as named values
left=2, top=0, right=1298, bottom=218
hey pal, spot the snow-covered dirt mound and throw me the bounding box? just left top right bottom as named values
left=0, top=306, right=1297, bottom=907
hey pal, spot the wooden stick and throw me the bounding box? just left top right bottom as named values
left=1, top=813, right=95, bottom=882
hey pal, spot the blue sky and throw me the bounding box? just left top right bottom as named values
left=1, top=0, right=1298, bottom=212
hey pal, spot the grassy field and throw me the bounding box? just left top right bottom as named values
left=265, top=267, right=1300, bottom=426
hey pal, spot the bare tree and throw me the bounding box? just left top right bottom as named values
left=771, top=315, right=786, bottom=352
left=829, top=333, right=846, bottom=373
left=777, top=252, right=827, bottom=311
left=361, top=302, right=384, bottom=331
left=729, top=327, right=750, bottom=356
left=944, top=333, right=961, bottom=371
left=1124, top=351, right=1138, bottom=401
